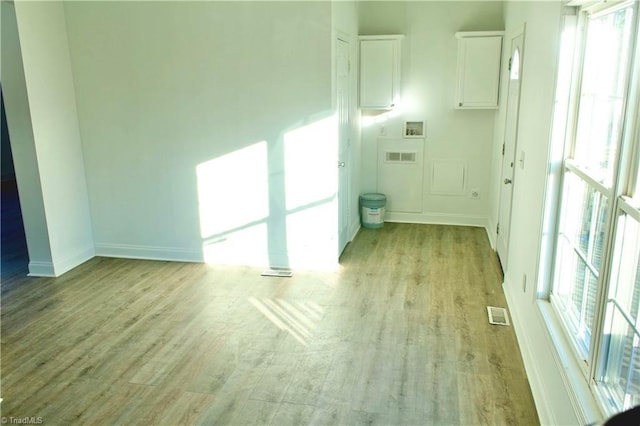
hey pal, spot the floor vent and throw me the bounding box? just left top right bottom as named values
left=261, top=269, right=293, bottom=278
left=487, top=306, right=510, bottom=326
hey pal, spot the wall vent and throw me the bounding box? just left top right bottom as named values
left=487, top=306, right=510, bottom=326
left=385, top=151, right=417, bottom=163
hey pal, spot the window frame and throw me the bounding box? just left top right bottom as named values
left=543, top=0, right=640, bottom=416
left=622, top=83, right=640, bottom=204
left=595, top=198, right=640, bottom=411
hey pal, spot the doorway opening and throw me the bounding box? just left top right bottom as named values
left=1, top=88, right=29, bottom=285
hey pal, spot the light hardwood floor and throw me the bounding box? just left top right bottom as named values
left=0, top=223, right=539, bottom=425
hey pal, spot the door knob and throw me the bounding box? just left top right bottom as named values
left=504, top=178, right=512, bottom=184
left=338, top=161, right=346, bottom=168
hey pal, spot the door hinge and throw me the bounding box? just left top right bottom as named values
left=508, top=57, right=512, bottom=72
left=502, top=142, right=505, bottom=156
left=497, top=223, right=500, bottom=235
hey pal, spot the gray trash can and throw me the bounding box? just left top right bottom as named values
left=360, top=193, right=386, bottom=229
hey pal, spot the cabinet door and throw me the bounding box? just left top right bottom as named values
left=456, top=36, right=502, bottom=109
left=360, top=39, right=396, bottom=109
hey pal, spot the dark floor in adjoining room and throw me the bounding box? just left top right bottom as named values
left=1, top=181, right=29, bottom=290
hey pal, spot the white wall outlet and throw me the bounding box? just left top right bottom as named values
left=470, top=189, right=480, bottom=199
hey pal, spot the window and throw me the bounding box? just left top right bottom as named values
left=636, top=169, right=640, bottom=202
left=599, top=204, right=640, bottom=411
left=510, top=48, right=520, bottom=80
left=547, top=0, right=640, bottom=415
left=553, top=170, right=609, bottom=358
left=572, top=4, right=634, bottom=185
left=634, top=146, right=640, bottom=202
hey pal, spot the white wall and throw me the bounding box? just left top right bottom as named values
left=64, top=1, right=336, bottom=269
left=2, top=1, right=94, bottom=277
left=493, top=2, right=602, bottom=424
left=12, top=1, right=95, bottom=276
left=1, top=1, right=54, bottom=275
left=358, top=1, right=504, bottom=233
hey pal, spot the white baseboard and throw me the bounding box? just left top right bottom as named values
left=384, top=212, right=492, bottom=237
left=95, top=243, right=203, bottom=263
left=349, top=223, right=361, bottom=242
left=28, top=261, right=56, bottom=277
left=503, top=282, right=557, bottom=425
left=95, top=242, right=350, bottom=271
left=486, top=217, right=497, bottom=249
left=385, top=211, right=487, bottom=227
left=52, top=246, right=95, bottom=276
left=503, top=280, right=603, bottom=426
left=28, top=247, right=96, bottom=277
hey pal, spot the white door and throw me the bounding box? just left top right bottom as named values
left=496, top=31, right=524, bottom=269
left=337, top=37, right=350, bottom=255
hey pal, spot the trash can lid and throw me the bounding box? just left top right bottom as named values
left=360, top=193, right=386, bottom=201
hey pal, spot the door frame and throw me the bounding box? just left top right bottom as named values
left=335, top=33, right=352, bottom=255
left=496, top=26, right=526, bottom=270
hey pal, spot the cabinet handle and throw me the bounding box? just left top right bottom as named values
left=459, top=102, right=463, bottom=107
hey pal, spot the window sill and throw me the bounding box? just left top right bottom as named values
left=537, top=300, right=606, bottom=423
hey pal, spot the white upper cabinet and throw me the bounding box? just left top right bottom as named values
left=359, top=35, right=403, bottom=109
left=455, top=31, right=504, bottom=109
